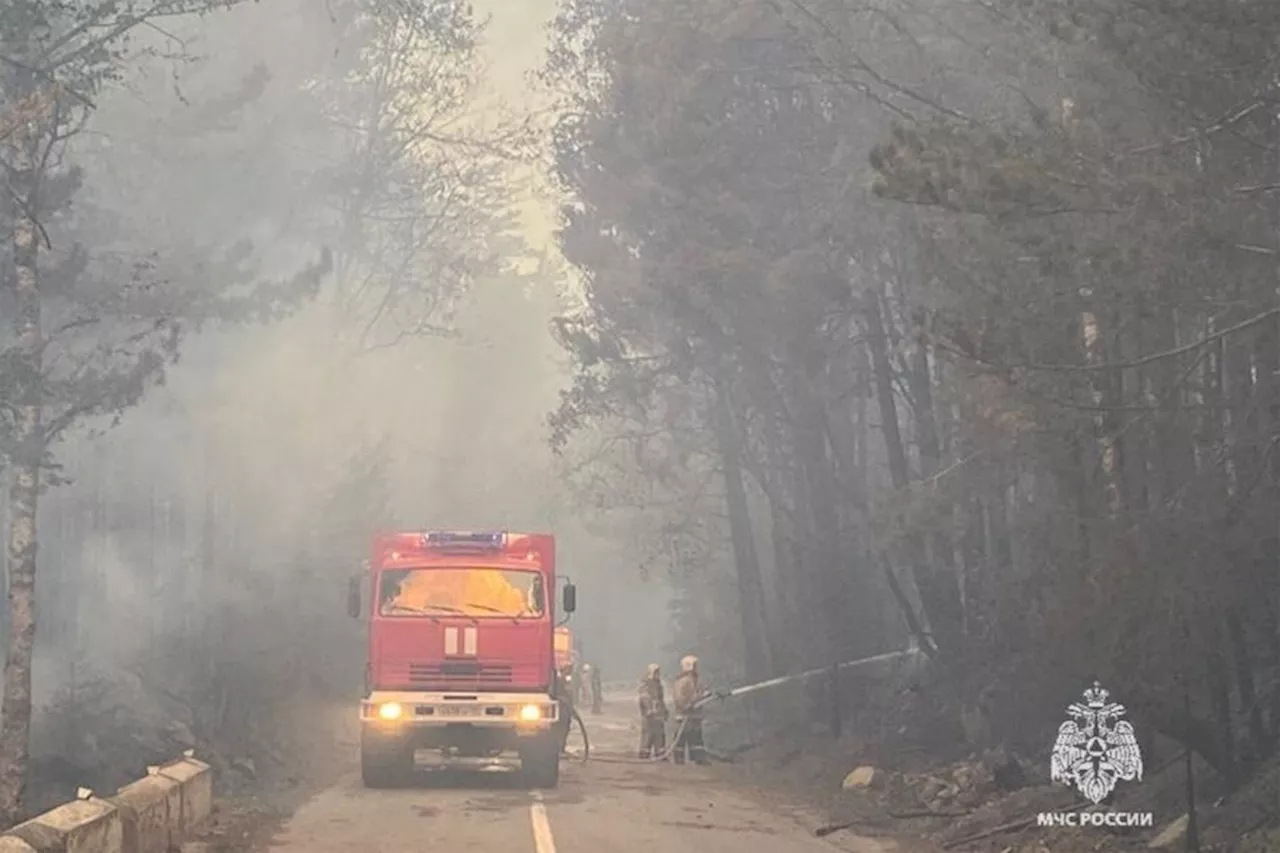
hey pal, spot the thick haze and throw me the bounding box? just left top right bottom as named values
left=1, top=0, right=670, bottom=800
left=8, top=0, right=1278, bottom=830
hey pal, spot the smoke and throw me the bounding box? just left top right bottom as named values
left=0, top=2, right=677, bottom=814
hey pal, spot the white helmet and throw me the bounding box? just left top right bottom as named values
left=681, top=655, right=698, bottom=673
left=645, top=663, right=660, bottom=679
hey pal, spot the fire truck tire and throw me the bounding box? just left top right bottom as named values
left=520, top=737, right=560, bottom=789
left=361, top=741, right=413, bottom=789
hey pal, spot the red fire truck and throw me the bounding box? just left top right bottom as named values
left=346, top=531, right=577, bottom=788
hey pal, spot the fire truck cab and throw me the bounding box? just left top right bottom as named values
left=347, top=531, right=576, bottom=788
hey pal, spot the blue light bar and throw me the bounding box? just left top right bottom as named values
left=423, top=531, right=506, bottom=549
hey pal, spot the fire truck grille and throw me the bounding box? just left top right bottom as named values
left=406, top=663, right=514, bottom=686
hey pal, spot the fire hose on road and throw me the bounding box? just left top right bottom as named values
left=571, top=715, right=691, bottom=765
left=575, top=642, right=925, bottom=766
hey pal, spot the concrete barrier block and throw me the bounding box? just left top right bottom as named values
left=0, top=836, right=37, bottom=852
left=111, top=773, right=181, bottom=853
left=7, top=797, right=123, bottom=853
left=157, top=756, right=213, bottom=832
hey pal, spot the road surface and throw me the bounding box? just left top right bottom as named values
left=265, top=691, right=896, bottom=853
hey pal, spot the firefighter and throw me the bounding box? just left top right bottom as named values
left=671, top=654, right=711, bottom=765
left=637, top=663, right=668, bottom=759
left=556, top=662, right=576, bottom=754
left=581, top=663, right=595, bottom=712
left=572, top=660, right=586, bottom=705
left=589, top=663, right=603, bottom=714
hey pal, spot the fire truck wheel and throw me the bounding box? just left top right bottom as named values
left=520, top=737, right=560, bottom=789
left=360, top=740, right=413, bottom=789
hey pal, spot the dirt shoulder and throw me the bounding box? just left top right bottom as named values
left=185, top=696, right=356, bottom=852
left=709, top=722, right=1279, bottom=853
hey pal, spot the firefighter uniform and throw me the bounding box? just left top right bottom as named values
left=638, top=663, right=668, bottom=759
left=671, top=655, right=710, bottom=765
left=573, top=662, right=586, bottom=705
left=556, top=664, right=576, bottom=754
left=589, top=663, right=603, bottom=714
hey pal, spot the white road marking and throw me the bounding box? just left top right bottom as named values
left=530, top=791, right=556, bottom=853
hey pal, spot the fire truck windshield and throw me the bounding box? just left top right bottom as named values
left=377, top=567, right=546, bottom=619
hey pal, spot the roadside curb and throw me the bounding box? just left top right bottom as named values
left=1, top=750, right=214, bottom=853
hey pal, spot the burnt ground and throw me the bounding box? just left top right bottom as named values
left=706, top=701, right=1280, bottom=853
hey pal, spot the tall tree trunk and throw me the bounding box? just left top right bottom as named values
left=1221, top=321, right=1269, bottom=754
left=1225, top=610, right=1268, bottom=755
left=865, top=293, right=909, bottom=487
left=906, top=338, right=968, bottom=636
left=740, top=359, right=814, bottom=667
left=864, top=289, right=964, bottom=655
left=0, top=114, right=45, bottom=826
left=1094, top=310, right=1129, bottom=516
left=826, top=390, right=868, bottom=513
left=711, top=381, right=774, bottom=680
left=795, top=385, right=849, bottom=662
left=766, top=491, right=800, bottom=668
left=1150, top=304, right=1194, bottom=506
left=1126, top=296, right=1153, bottom=516
left=1205, top=639, right=1236, bottom=786
left=757, top=415, right=810, bottom=669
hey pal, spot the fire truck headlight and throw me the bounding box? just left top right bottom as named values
left=378, top=702, right=404, bottom=721
left=518, top=704, right=541, bottom=722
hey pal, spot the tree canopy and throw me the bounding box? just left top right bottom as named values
left=545, top=0, right=1280, bottom=779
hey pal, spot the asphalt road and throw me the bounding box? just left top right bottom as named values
left=267, top=692, right=895, bottom=853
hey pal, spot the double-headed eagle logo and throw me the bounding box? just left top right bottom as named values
left=1050, top=681, right=1144, bottom=804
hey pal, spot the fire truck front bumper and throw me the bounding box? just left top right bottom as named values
left=360, top=691, right=560, bottom=747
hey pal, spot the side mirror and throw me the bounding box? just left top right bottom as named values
left=347, top=575, right=362, bottom=619
left=562, top=583, right=577, bottom=614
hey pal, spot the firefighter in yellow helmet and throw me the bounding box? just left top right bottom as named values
left=671, top=655, right=711, bottom=765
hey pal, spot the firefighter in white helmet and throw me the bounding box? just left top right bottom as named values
left=671, top=654, right=711, bottom=765
left=637, top=663, right=668, bottom=758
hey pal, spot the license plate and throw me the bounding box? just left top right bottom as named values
left=438, top=705, right=471, bottom=717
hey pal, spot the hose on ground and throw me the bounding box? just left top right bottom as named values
left=579, top=715, right=692, bottom=765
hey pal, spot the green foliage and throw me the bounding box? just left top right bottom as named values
left=869, top=120, right=1078, bottom=218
